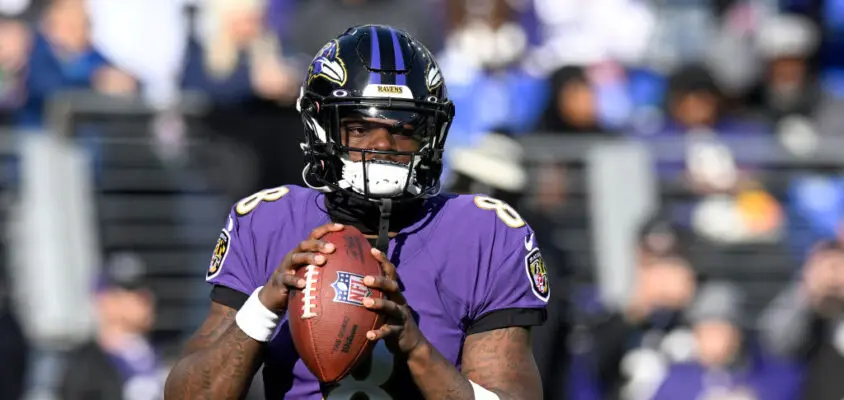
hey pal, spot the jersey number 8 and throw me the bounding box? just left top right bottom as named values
left=474, top=196, right=526, bottom=228
left=236, top=186, right=290, bottom=215
left=327, top=341, right=393, bottom=399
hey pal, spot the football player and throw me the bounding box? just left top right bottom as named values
left=164, top=25, right=549, bottom=400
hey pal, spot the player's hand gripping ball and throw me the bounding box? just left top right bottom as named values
left=287, top=225, right=387, bottom=383
left=258, top=222, right=346, bottom=312
left=361, top=248, right=426, bottom=356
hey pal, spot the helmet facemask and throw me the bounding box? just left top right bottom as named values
left=300, top=95, right=453, bottom=202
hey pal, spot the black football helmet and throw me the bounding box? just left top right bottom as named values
left=297, top=25, right=455, bottom=202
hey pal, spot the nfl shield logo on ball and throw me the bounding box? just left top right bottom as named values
left=331, top=271, right=372, bottom=306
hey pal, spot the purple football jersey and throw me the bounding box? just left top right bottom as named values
left=206, top=185, right=549, bottom=399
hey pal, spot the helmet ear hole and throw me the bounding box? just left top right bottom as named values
left=302, top=152, right=341, bottom=190
left=302, top=162, right=325, bottom=190
left=300, top=97, right=319, bottom=115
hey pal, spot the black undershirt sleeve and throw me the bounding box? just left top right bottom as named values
left=466, top=307, right=547, bottom=335
left=210, top=284, right=249, bottom=310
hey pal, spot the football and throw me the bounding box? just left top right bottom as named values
left=287, top=225, right=386, bottom=383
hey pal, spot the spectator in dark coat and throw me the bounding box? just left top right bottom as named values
left=653, top=282, right=802, bottom=400
left=59, top=253, right=164, bottom=400
left=758, top=240, right=844, bottom=400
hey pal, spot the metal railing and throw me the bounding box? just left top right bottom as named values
left=518, top=131, right=844, bottom=320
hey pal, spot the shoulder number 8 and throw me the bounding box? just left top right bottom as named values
left=235, top=186, right=290, bottom=215
left=474, top=196, right=526, bottom=228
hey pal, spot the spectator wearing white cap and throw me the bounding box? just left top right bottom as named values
left=750, top=14, right=820, bottom=121
left=747, top=13, right=844, bottom=149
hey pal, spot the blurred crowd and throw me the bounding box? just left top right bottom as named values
left=1, top=0, right=844, bottom=399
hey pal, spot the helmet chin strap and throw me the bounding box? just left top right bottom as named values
left=375, top=198, right=393, bottom=254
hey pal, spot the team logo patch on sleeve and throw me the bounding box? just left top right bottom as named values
left=331, top=272, right=372, bottom=307
left=207, top=230, right=230, bottom=279
left=525, top=249, right=550, bottom=302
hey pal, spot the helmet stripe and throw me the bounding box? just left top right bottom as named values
left=390, top=28, right=406, bottom=86
left=369, top=25, right=381, bottom=84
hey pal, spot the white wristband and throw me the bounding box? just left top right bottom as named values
left=235, top=286, right=280, bottom=342
left=469, top=380, right=501, bottom=400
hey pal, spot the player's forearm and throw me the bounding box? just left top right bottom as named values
left=408, top=340, right=535, bottom=400
left=406, top=339, right=476, bottom=400
left=164, top=324, right=264, bottom=400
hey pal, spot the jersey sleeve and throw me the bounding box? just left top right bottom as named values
left=206, top=206, right=262, bottom=309
left=467, top=200, right=550, bottom=334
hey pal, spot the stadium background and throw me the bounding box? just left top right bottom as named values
left=2, top=0, right=844, bottom=399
